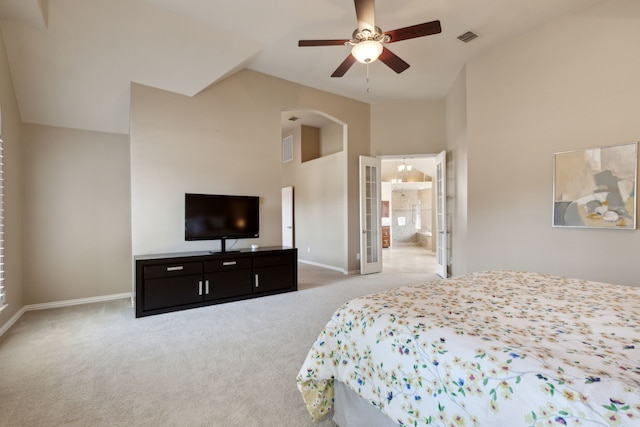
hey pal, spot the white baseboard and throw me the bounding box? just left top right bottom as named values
left=25, top=292, right=132, bottom=311
left=0, top=306, right=27, bottom=338
left=298, top=259, right=349, bottom=275
left=0, top=292, right=132, bottom=338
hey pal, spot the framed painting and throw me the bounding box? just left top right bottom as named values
left=553, top=142, right=637, bottom=229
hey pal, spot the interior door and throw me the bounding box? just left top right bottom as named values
left=359, top=156, right=382, bottom=274
left=281, top=186, right=294, bottom=248
left=435, top=151, right=448, bottom=278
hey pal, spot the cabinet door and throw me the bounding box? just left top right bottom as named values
left=253, top=251, right=295, bottom=293
left=205, top=269, right=253, bottom=300
left=253, top=252, right=295, bottom=293
left=254, top=265, right=294, bottom=293
left=143, top=274, right=203, bottom=310
left=204, top=257, right=253, bottom=300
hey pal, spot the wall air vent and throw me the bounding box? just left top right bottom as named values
left=457, top=31, right=478, bottom=43
left=282, top=135, right=293, bottom=163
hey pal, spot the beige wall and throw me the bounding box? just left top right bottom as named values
left=130, top=70, right=369, bottom=273
left=290, top=152, right=346, bottom=268
left=320, top=121, right=343, bottom=157
left=282, top=121, right=346, bottom=270
left=22, top=124, right=131, bottom=303
left=370, top=100, right=446, bottom=156
left=300, top=125, right=320, bottom=162
left=463, top=0, right=640, bottom=286
left=0, top=30, right=24, bottom=327
left=296, top=89, right=370, bottom=273
left=445, top=68, right=468, bottom=276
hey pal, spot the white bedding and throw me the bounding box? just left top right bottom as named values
left=297, top=270, right=640, bottom=426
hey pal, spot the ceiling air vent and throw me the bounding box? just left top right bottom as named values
left=457, top=31, right=478, bottom=43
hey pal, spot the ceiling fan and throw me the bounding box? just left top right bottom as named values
left=298, top=0, right=441, bottom=77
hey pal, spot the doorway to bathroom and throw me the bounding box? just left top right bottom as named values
left=381, top=156, right=437, bottom=274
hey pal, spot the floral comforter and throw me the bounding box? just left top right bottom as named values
left=297, top=270, right=640, bottom=426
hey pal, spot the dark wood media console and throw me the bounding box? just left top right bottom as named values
left=135, top=247, right=297, bottom=317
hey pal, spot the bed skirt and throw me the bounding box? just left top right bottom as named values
left=333, top=381, right=398, bottom=426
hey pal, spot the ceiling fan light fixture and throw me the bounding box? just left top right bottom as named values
left=351, top=40, right=383, bottom=64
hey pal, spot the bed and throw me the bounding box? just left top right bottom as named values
left=296, top=270, right=640, bottom=426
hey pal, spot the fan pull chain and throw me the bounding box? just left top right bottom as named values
left=366, top=63, right=371, bottom=93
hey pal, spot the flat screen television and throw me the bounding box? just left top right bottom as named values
left=185, top=193, right=259, bottom=252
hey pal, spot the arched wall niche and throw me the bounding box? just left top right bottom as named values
left=281, top=109, right=348, bottom=273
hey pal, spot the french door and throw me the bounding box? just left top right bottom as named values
left=435, top=151, right=447, bottom=278
left=359, top=156, right=382, bottom=274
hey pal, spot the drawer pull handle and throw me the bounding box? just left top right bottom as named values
left=198, top=280, right=203, bottom=296
left=205, top=280, right=210, bottom=295
left=166, top=266, right=184, bottom=272
left=255, top=274, right=259, bottom=288
left=223, top=261, right=237, bottom=266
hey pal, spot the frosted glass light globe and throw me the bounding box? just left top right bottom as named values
left=351, top=40, right=383, bottom=64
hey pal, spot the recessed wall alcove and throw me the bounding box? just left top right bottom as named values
left=281, top=109, right=348, bottom=272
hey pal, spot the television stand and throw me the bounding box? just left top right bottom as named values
left=215, top=237, right=244, bottom=254
left=134, top=247, right=297, bottom=318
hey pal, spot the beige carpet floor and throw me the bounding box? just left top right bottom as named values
left=0, top=263, right=439, bottom=427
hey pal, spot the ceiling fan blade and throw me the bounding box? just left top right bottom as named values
left=354, top=0, right=375, bottom=32
left=298, top=39, right=350, bottom=47
left=385, top=20, right=442, bottom=43
left=378, top=47, right=410, bottom=74
left=331, top=54, right=357, bottom=77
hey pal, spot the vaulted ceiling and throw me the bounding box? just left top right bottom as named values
left=0, top=0, right=601, bottom=134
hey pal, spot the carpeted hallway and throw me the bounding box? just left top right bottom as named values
left=0, top=263, right=439, bottom=426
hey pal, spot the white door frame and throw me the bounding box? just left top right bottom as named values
left=435, top=151, right=448, bottom=278
left=281, top=186, right=294, bottom=248
left=378, top=153, right=449, bottom=277
left=359, top=156, right=382, bottom=274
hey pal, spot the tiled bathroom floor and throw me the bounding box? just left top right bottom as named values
left=382, top=242, right=436, bottom=274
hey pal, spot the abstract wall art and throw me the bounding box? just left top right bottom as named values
left=553, top=142, right=637, bottom=229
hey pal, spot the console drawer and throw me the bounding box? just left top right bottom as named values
left=205, top=257, right=252, bottom=272
left=253, top=253, right=293, bottom=268
left=144, top=262, right=202, bottom=279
